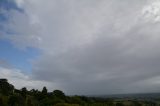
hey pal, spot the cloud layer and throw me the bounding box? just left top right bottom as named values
left=0, top=66, right=60, bottom=91
left=1, top=0, right=160, bottom=95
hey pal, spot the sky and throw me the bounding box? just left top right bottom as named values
left=1, top=0, right=160, bottom=95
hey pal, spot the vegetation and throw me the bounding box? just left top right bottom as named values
left=0, top=79, right=159, bottom=106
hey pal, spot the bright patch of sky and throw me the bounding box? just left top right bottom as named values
left=0, top=0, right=39, bottom=73
left=0, top=39, right=39, bottom=73
left=142, top=0, right=160, bottom=22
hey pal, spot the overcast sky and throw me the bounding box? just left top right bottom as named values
left=1, top=0, right=160, bottom=95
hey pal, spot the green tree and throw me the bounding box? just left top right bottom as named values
left=21, top=87, right=27, bottom=99
left=26, top=97, right=34, bottom=106
left=8, top=94, right=25, bottom=106
left=0, top=79, right=14, bottom=96
left=53, top=90, right=65, bottom=99
left=42, top=86, right=47, bottom=95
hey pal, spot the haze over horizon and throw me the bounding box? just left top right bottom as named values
left=1, top=0, right=160, bottom=95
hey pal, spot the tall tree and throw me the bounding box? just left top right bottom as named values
left=0, top=79, right=14, bottom=95
left=21, top=87, right=27, bottom=98
left=42, top=86, right=47, bottom=95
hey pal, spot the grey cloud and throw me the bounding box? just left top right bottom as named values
left=2, top=0, right=160, bottom=95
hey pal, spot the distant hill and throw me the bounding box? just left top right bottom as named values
left=99, top=93, right=160, bottom=99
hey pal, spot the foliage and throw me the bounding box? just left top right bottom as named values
left=0, top=79, right=159, bottom=106
left=0, top=79, right=14, bottom=96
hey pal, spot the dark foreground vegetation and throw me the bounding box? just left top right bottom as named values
left=0, top=79, right=160, bottom=106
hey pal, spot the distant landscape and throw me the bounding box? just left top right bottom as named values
left=0, top=79, right=160, bottom=106
left=1, top=0, right=160, bottom=106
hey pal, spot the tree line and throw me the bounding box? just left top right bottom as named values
left=0, top=79, right=158, bottom=106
